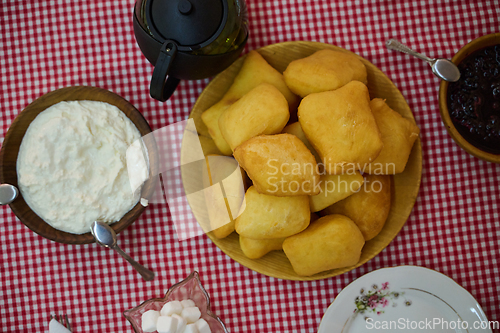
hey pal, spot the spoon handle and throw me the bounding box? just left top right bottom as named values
left=386, top=39, right=433, bottom=63
left=113, top=245, right=155, bottom=281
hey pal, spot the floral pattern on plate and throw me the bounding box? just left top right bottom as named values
left=354, top=282, right=412, bottom=316
left=318, top=266, right=493, bottom=333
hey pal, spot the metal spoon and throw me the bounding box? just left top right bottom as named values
left=0, top=184, right=18, bottom=205
left=386, top=39, right=460, bottom=82
left=90, top=221, right=155, bottom=281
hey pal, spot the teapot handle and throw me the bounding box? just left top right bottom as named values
left=150, top=41, right=180, bottom=102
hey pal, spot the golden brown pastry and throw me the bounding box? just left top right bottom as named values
left=283, top=49, right=368, bottom=97
left=219, top=83, right=290, bottom=151
left=363, top=98, right=420, bottom=174
left=201, top=105, right=233, bottom=155
left=309, top=172, right=364, bottom=212
left=283, top=214, right=365, bottom=276
left=228, top=51, right=300, bottom=110
left=322, top=174, right=391, bottom=241
left=239, top=235, right=285, bottom=259
left=233, top=134, right=320, bottom=196
left=235, top=186, right=310, bottom=239
left=201, top=155, right=246, bottom=239
left=298, top=81, right=383, bottom=175
left=281, top=121, right=322, bottom=163
left=201, top=51, right=299, bottom=155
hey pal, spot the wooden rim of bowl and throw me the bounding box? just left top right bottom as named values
left=0, top=86, right=155, bottom=244
left=438, top=33, right=500, bottom=163
left=183, top=41, right=423, bottom=280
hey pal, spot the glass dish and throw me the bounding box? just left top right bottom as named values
left=123, top=271, right=229, bottom=333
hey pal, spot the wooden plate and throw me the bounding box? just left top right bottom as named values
left=0, top=86, right=156, bottom=244
left=185, top=41, right=422, bottom=280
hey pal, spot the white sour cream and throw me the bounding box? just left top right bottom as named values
left=17, top=100, right=143, bottom=234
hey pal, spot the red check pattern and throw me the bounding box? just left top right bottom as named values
left=1, top=1, right=499, bottom=332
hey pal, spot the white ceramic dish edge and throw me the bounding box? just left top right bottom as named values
left=318, top=266, right=493, bottom=333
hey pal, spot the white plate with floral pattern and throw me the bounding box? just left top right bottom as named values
left=318, top=266, right=493, bottom=333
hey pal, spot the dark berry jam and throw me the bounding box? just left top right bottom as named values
left=447, top=44, right=500, bottom=154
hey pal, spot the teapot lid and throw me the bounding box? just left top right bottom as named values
left=145, top=0, right=225, bottom=51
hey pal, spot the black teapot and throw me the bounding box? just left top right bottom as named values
left=133, top=0, right=248, bottom=101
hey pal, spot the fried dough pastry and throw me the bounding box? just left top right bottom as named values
left=282, top=121, right=322, bottom=163
left=298, top=81, right=383, bottom=174
left=201, top=106, right=232, bottom=155
left=239, top=235, right=286, bottom=259
left=363, top=98, right=420, bottom=174
left=201, top=51, right=299, bottom=155
left=283, top=214, right=365, bottom=276
left=233, top=134, right=320, bottom=196
left=322, top=174, right=391, bottom=241
left=202, top=155, right=247, bottom=239
left=235, top=186, right=310, bottom=239
left=309, top=172, right=364, bottom=212
left=219, top=83, right=290, bottom=151
left=283, top=49, right=368, bottom=97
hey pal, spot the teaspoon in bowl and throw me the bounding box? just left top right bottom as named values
left=386, top=39, right=460, bottom=82
left=0, top=184, right=18, bottom=205
left=90, top=221, right=155, bottom=281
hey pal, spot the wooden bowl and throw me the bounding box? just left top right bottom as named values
left=439, top=33, right=500, bottom=163
left=184, top=41, right=422, bottom=280
left=0, top=86, right=156, bottom=244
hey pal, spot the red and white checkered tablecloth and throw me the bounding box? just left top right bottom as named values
left=1, top=1, right=499, bottom=332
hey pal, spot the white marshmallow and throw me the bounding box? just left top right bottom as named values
left=181, top=306, right=201, bottom=324
left=172, top=314, right=187, bottom=333
left=183, top=323, right=200, bottom=333
left=157, top=315, right=178, bottom=333
left=161, top=300, right=183, bottom=316
left=180, top=299, right=196, bottom=308
left=195, top=318, right=212, bottom=333
left=141, top=310, right=160, bottom=333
